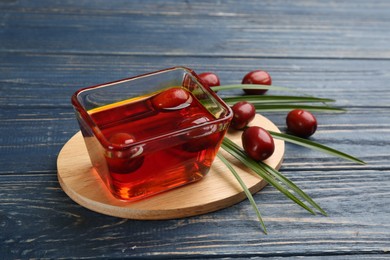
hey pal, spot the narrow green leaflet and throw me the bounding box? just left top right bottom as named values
left=269, top=131, right=366, bottom=165
left=223, top=95, right=335, bottom=105
left=215, top=84, right=344, bottom=112
left=259, top=162, right=327, bottom=216
left=212, top=84, right=292, bottom=92
left=217, top=153, right=267, bottom=234
left=253, top=104, right=345, bottom=113
left=212, top=83, right=365, bottom=231
left=215, top=84, right=344, bottom=113
left=221, top=138, right=316, bottom=215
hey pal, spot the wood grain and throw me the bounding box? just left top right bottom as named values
left=1, top=0, right=390, bottom=258
left=1, top=0, right=390, bottom=59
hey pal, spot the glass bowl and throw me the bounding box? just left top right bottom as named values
left=71, top=67, right=233, bottom=201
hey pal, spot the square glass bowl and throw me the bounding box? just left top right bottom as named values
left=71, top=67, right=233, bottom=201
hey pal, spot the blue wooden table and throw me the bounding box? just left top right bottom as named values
left=1, top=0, right=390, bottom=258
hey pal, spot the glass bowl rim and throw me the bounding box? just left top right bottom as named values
left=71, top=66, right=233, bottom=151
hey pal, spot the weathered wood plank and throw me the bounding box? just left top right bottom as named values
left=0, top=105, right=387, bottom=175
left=0, top=108, right=77, bottom=174
left=1, top=170, right=389, bottom=258
left=1, top=0, right=390, bottom=259
left=1, top=0, right=390, bottom=59
left=1, top=53, right=389, bottom=174
left=1, top=53, right=390, bottom=108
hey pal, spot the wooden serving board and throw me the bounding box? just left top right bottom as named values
left=57, top=114, right=285, bottom=220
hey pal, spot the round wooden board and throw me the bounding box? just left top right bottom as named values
left=57, top=114, right=285, bottom=220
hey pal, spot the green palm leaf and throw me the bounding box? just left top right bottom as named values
left=222, top=138, right=316, bottom=215
left=212, top=84, right=292, bottom=92
left=217, top=153, right=267, bottom=234
left=253, top=104, right=345, bottom=113
left=223, top=95, right=335, bottom=105
left=259, top=162, right=327, bottom=216
left=211, top=83, right=366, bottom=231
left=269, top=131, right=365, bottom=165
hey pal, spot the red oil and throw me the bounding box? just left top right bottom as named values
left=88, top=87, right=225, bottom=201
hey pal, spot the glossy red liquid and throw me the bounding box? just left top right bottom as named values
left=88, top=88, right=224, bottom=201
